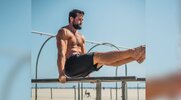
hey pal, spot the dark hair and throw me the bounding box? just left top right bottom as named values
left=69, top=9, right=84, bottom=23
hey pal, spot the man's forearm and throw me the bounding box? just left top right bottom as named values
left=57, top=55, right=66, bottom=76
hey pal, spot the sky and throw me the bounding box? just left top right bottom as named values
left=0, top=0, right=180, bottom=100
left=0, top=0, right=31, bottom=100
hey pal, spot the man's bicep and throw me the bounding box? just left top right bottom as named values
left=81, top=35, right=86, bottom=54
left=57, top=39, right=67, bottom=56
left=82, top=43, right=86, bottom=54
left=56, top=29, right=67, bottom=56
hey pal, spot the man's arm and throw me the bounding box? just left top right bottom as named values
left=81, top=35, right=86, bottom=54
left=56, top=29, right=67, bottom=83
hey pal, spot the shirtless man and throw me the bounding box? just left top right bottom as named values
left=56, top=9, right=145, bottom=83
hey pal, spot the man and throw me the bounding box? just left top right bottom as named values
left=56, top=9, right=145, bottom=83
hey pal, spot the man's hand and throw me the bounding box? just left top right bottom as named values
left=58, top=75, right=67, bottom=83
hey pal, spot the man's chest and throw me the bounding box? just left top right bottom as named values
left=68, top=33, right=84, bottom=46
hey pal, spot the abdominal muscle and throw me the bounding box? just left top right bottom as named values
left=66, top=45, right=82, bottom=59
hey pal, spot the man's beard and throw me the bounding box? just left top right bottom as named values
left=73, top=23, right=82, bottom=30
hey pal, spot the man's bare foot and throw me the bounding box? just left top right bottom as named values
left=137, top=45, right=145, bottom=63
left=131, top=45, right=145, bottom=61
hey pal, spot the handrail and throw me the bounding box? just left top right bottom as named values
left=31, top=76, right=145, bottom=83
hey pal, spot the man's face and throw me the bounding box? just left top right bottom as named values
left=72, top=13, right=84, bottom=30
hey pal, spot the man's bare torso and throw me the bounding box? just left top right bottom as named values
left=57, top=26, right=85, bottom=59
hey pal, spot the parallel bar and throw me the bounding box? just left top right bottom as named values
left=116, top=82, right=118, bottom=100
left=96, top=80, right=101, bottom=100
left=110, top=88, right=112, bottom=100
left=81, top=83, right=83, bottom=100
left=137, top=83, right=139, bottom=100
left=78, top=83, right=80, bottom=100
left=31, top=76, right=137, bottom=83
left=50, top=88, right=53, bottom=99
left=125, top=82, right=128, bottom=100
left=73, top=86, right=76, bottom=100
left=122, top=81, right=127, bottom=100
left=137, top=78, right=146, bottom=81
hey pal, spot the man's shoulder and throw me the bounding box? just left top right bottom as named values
left=57, top=27, right=67, bottom=34
left=57, top=28, right=70, bottom=39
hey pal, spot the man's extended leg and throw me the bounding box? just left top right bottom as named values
left=105, top=57, right=135, bottom=66
left=93, top=46, right=145, bottom=66
left=106, top=49, right=145, bottom=66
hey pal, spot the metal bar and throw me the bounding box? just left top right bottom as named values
left=34, top=36, right=55, bottom=100
left=81, top=83, right=83, bottom=100
left=126, top=82, right=128, bottom=100
left=122, top=81, right=127, bottom=100
left=50, top=88, right=53, bottom=99
left=78, top=83, right=80, bottom=100
left=124, top=64, right=128, bottom=100
left=96, top=80, right=101, bottom=100
left=137, top=78, right=146, bottom=81
left=116, top=82, right=118, bottom=100
left=137, top=83, right=139, bottom=100
left=32, top=31, right=56, bottom=37
left=32, top=31, right=129, bottom=49
left=85, top=40, right=102, bottom=45
left=31, top=76, right=137, bottom=83
left=110, top=88, right=112, bottom=100
left=35, top=84, right=38, bottom=100
left=73, top=85, right=76, bottom=100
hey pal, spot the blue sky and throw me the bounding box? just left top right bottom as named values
left=0, top=0, right=180, bottom=100
left=146, top=0, right=180, bottom=76
left=0, top=0, right=30, bottom=100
